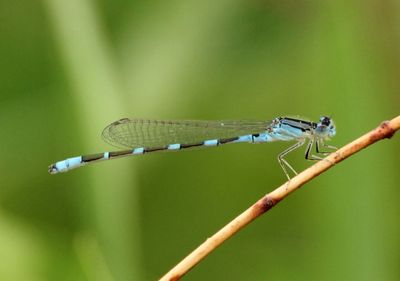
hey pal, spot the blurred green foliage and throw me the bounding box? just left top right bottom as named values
left=0, top=0, right=399, bottom=280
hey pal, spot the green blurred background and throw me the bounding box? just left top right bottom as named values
left=0, top=0, right=399, bottom=280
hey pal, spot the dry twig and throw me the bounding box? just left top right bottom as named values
left=160, top=115, right=400, bottom=281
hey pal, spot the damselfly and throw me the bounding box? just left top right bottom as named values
left=49, top=116, right=337, bottom=179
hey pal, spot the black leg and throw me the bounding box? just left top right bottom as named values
left=305, top=138, right=323, bottom=161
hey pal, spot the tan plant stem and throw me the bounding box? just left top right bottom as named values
left=160, top=115, right=400, bottom=281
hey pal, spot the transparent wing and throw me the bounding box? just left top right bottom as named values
left=101, top=118, right=271, bottom=149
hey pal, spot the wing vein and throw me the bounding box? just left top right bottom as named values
left=101, top=118, right=270, bottom=149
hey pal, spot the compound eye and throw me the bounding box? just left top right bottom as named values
left=321, top=117, right=331, bottom=126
